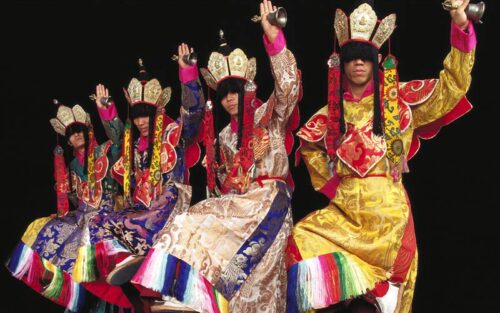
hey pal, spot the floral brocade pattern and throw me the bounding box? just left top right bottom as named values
left=215, top=183, right=291, bottom=299
left=294, top=177, right=409, bottom=269
left=30, top=194, right=115, bottom=272
left=218, top=48, right=301, bottom=191
left=141, top=46, right=300, bottom=313
left=292, top=40, right=476, bottom=312
left=89, top=183, right=189, bottom=255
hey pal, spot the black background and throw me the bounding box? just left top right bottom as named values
left=0, top=0, right=497, bottom=312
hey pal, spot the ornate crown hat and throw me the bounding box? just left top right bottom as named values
left=334, top=3, right=396, bottom=49
left=50, top=101, right=91, bottom=136
left=200, top=30, right=257, bottom=90
left=124, top=59, right=172, bottom=108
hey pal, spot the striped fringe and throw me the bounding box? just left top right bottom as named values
left=287, top=252, right=385, bottom=313
left=74, top=244, right=97, bottom=282
left=6, top=242, right=85, bottom=312
left=132, top=248, right=229, bottom=313
left=74, top=240, right=131, bottom=282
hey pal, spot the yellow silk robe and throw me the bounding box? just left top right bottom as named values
left=290, top=24, right=476, bottom=313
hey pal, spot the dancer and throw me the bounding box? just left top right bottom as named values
left=6, top=89, right=124, bottom=312
left=81, top=46, right=204, bottom=311
left=132, top=1, right=301, bottom=312
left=287, top=1, right=477, bottom=312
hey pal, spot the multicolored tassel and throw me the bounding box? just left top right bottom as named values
left=383, top=54, right=407, bottom=181
left=148, top=112, right=164, bottom=188
left=286, top=252, right=387, bottom=313
left=238, top=81, right=257, bottom=173
left=6, top=242, right=86, bottom=311
left=87, top=126, right=96, bottom=197
left=132, top=248, right=228, bottom=313
left=326, top=52, right=342, bottom=160
left=73, top=245, right=97, bottom=282
left=54, top=145, right=69, bottom=217
left=73, top=240, right=130, bottom=283
left=222, top=81, right=258, bottom=193
left=203, top=100, right=217, bottom=195
left=122, top=120, right=133, bottom=201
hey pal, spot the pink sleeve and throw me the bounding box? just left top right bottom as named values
left=179, top=65, right=198, bottom=84
left=263, top=30, right=286, bottom=57
left=450, top=21, right=476, bottom=53
left=98, top=101, right=118, bottom=121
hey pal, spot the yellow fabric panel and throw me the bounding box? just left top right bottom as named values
left=300, top=140, right=332, bottom=192
left=21, top=216, right=53, bottom=247
left=412, top=47, right=475, bottom=128
left=293, top=175, right=409, bottom=278
left=343, top=95, right=376, bottom=127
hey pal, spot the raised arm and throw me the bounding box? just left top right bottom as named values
left=411, top=0, right=476, bottom=128
left=260, top=0, right=301, bottom=125
left=94, top=83, right=124, bottom=162
left=178, top=43, right=205, bottom=146
left=297, top=107, right=338, bottom=199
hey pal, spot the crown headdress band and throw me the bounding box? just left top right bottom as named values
left=200, top=30, right=257, bottom=90
left=50, top=101, right=91, bottom=136
left=334, top=3, right=396, bottom=49
left=124, top=59, right=172, bottom=108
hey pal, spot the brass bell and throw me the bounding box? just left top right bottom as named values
left=171, top=52, right=198, bottom=66
left=251, top=7, right=287, bottom=28
left=89, top=94, right=112, bottom=107
left=442, top=1, right=485, bottom=24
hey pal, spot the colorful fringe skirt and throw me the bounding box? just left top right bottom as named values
left=5, top=194, right=130, bottom=311
left=74, top=182, right=192, bottom=304
left=132, top=180, right=293, bottom=313
left=286, top=176, right=417, bottom=313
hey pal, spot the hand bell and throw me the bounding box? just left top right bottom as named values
left=251, top=7, right=287, bottom=28
left=171, top=52, right=198, bottom=66
left=442, top=1, right=485, bottom=24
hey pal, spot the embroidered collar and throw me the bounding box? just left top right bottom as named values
left=137, top=136, right=149, bottom=152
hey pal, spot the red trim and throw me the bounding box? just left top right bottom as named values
left=408, top=97, right=472, bottom=160
left=83, top=281, right=133, bottom=308
left=319, top=175, right=341, bottom=200
left=215, top=75, right=249, bottom=88
left=390, top=188, right=417, bottom=283
left=254, top=175, right=287, bottom=188
left=285, top=235, right=303, bottom=270
left=371, top=281, right=389, bottom=297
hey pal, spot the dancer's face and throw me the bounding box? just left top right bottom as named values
left=133, top=116, right=150, bottom=137
left=221, top=92, right=239, bottom=118
left=344, top=58, right=374, bottom=88
left=68, top=131, right=85, bottom=150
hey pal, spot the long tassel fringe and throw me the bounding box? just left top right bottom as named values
left=132, top=248, right=229, bottom=313
left=286, top=252, right=386, bottom=313
left=6, top=242, right=86, bottom=311
left=73, top=240, right=130, bottom=283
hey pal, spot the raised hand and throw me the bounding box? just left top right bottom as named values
left=178, top=43, right=194, bottom=69
left=94, top=84, right=110, bottom=109
left=449, top=0, right=470, bottom=29
left=259, top=0, right=280, bottom=43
